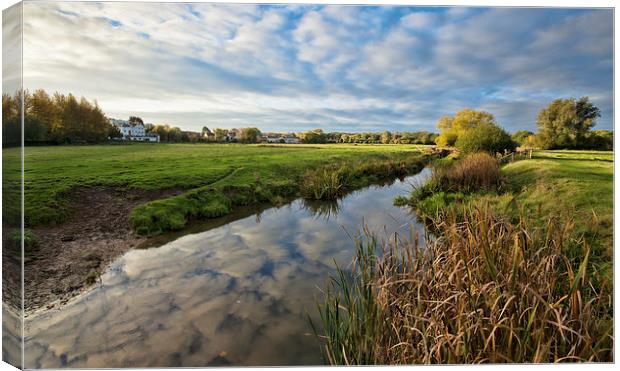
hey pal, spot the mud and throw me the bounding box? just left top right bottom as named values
left=22, top=186, right=182, bottom=315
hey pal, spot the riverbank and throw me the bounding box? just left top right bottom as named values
left=6, top=143, right=437, bottom=313
left=316, top=149, right=614, bottom=363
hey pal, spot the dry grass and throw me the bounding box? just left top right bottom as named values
left=314, top=203, right=613, bottom=364
left=432, top=152, right=504, bottom=193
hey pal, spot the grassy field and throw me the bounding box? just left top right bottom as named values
left=2, top=143, right=432, bottom=230
left=502, top=151, right=613, bottom=256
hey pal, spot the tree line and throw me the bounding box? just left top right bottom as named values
left=4, top=89, right=611, bottom=150
left=295, top=129, right=437, bottom=144
left=434, top=97, right=612, bottom=154
left=3, top=89, right=117, bottom=146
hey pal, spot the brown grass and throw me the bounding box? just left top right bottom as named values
left=314, top=203, right=613, bottom=364
left=432, top=152, right=503, bottom=193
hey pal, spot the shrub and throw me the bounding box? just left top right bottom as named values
left=431, top=152, right=503, bottom=194
left=301, top=167, right=348, bottom=200
left=8, top=229, right=39, bottom=253
left=455, top=122, right=516, bottom=154
left=315, top=204, right=613, bottom=364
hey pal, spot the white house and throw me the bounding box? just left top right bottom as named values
left=284, top=136, right=300, bottom=144
left=110, top=118, right=159, bottom=142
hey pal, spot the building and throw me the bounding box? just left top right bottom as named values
left=262, top=134, right=300, bottom=144
left=265, top=135, right=283, bottom=143
left=109, top=118, right=159, bottom=142
left=202, top=127, right=215, bottom=140
left=227, top=128, right=240, bottom=141
left=284, top=135, right=300, bottom=144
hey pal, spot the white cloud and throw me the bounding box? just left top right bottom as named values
left=18, top=4, right=613, bottom=132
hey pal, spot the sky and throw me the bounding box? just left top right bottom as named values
left=12, top=2, right=614, bottom=133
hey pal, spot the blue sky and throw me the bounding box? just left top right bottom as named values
left=18, top=3, right=613, bottom=133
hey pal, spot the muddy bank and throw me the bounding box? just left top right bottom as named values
left=23, top=186, right=182, bottom=315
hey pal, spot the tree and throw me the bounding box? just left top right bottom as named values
left=455, top=122, right=516, bottom=154
left=381, top=130, right=392, bottom=144
left=511, top=130, right=534, bottom=146
left=435, top=109, right=496, bottom=147
left=585, top=130, right=613, bottom=151
left=129, top=116, right=144, bottom=125
left=536, top=97, right=600, bottom=149
left=239, top=127, right=261, bottom=143
left=108, top=124, right=122, bottom=139
left=214, top=128, right=228, bottom=142
left=301, top=129, right=327, bottom=144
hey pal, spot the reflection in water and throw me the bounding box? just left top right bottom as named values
left=301, top=198, right=341, bottom=221
left=24, top=169, right=431, bottom=368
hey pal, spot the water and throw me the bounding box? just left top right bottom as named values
left=24, top=168, right=431, bottom=368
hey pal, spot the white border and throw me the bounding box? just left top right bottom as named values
left=0, top=1, right=617, bottom=370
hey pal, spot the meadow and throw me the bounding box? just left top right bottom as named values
left=2, top=143, right=432, bottom=230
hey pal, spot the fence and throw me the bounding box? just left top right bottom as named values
left=497, top=149, right=533, bottom=164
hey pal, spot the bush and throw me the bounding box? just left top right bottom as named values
left=455, top=122, right=516, bottom=154
left=584, top=130, right=613, bottom=151
left=301, top=167, right=348, bottom=200
left=431, top=152, right=503, bottom=194
left=8, top=229, right=39, bottom=253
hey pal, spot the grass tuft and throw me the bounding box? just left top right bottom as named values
left=314, top=203, right=613, bottom=364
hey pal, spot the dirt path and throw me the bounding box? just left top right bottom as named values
left=23, top=186, right=182, bottom=315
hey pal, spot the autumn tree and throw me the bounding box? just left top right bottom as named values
left=381, top=130, right=392, bottom=144
left=214, top=128, right=228, bottom=142
left=455, top=122, right=516, bottom=154
left=435, top=109, right=496, bottom=147
left=239, top=127, right=262, bottom=143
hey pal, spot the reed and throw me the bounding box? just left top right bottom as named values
left=314, top=203, right=613, bottom=364
left=428, top=152, right=503, bottom=194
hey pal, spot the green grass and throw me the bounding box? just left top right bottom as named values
left=3, top=143, right=432, bottom=230
left=405, top=149, right=613, bottom=285
left=501, top=150, right=613, bottom=281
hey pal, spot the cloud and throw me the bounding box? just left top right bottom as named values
left=3, top=2, right=22, bottom=95
left=19, top=4, right=613, bottom=132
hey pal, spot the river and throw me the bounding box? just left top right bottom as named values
left=24, top=168, right=431, bottom=368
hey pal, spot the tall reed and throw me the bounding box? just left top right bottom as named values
left=314, top=203, right=613, bottom=364
left=431, top=152, right=503, bottom=194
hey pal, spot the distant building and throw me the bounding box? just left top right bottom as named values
left=284, top=135, right=300, bottom=144
left=202, top=127, right=215, bottom=140
left=227, top=128, right=240, bottom=141
left=109, top=118, right=159, bottom=142
left=262, top=133, right=300, bottom=144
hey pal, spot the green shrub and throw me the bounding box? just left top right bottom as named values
left=455, top=122, right=516, bottom=154
left=8, top=229, right=39, bottom=253
left=392, top=196, right=409, bottom=206
left=302, top=167, right=348, bottom=200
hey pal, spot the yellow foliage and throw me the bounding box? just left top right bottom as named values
left=435, top=108, right=496, bottom=147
